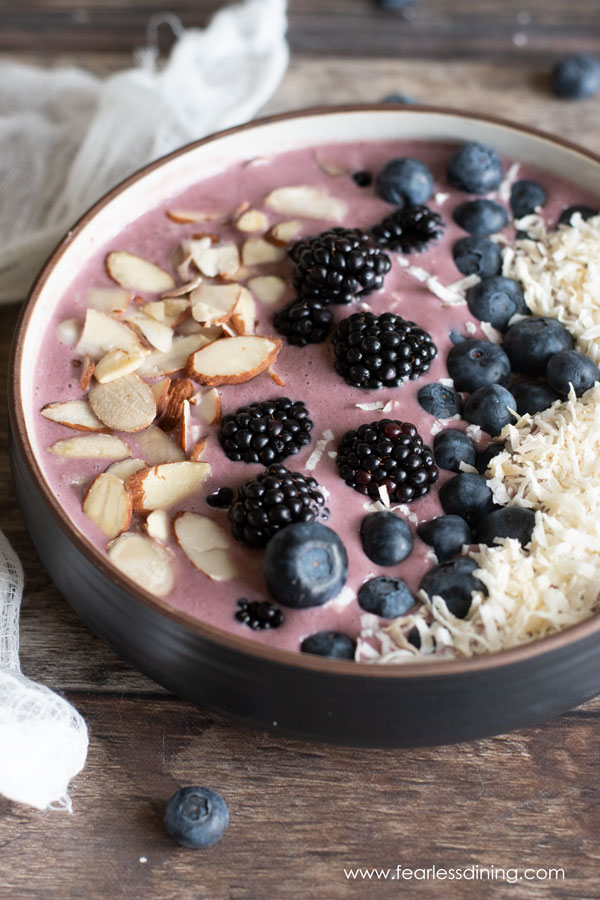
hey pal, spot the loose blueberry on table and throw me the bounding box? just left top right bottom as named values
left=164, top=786, right=229, bottom=848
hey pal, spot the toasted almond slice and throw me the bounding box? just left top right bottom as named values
left=160, top=275, right=204, bottom=299
left=180, top=399, right=190, bottom=452
left=82, top=472, right=132, bottom=538
left=268, top=366, right=285, bottom=387
left=106, top=251, right=175, bottom=293
left=161, top=378, right=195, bottom=432
left=47, top=434, right=131, bottom=459
left=176, top=317, right=205, bottom=336
left=264, top=185, right=346, bottom=221
left=190, top=283, right=243, bottom=326
left=89, top=373, right=156, bottom=433
left=76, top=309, right=145, bottom=361
left=126, top=313, right=173, bottom=353
left=107, top=533, right=174, bottom=597
left=241, top=237, right=286, bottom=266
left=127, top=461, right=211, bottom=512
left=186, top=238, right=240, bottom=278
left=88, top=287, right=132, bottom=315
left=134, top=425, right=185, bottom=464
left=142, top=298, right=190, bottom=329
left=189, top=436, right=208, bottom=460
left=166, top=209, right=219, bottom=224
left=146, top=509, right=170, bottom=543
left=94, top=347, right=149, bottom=384
left=41, top=399, right=106, bottom=432
left=266, top=220, right=303, bottom=246
left=77, top=355, right=94, bottom=391
left=56, top=318, right=81, bottom=347
left=236, top=209, right=269, bottom=233
left=314, top=152, right=349, bottom=176
left=247, top=275, right=287, bottom=306
left=174, top=512, right=239, bottom=581
left=106, top=457, right=147, bottom=479
left=231, top=289, right=256, bottom=335
left=187, top=335, right=281, bottom=386
left=137, top=333, right=212, bottom=378
left=197, top=388, right=221, bottom=425
left=150, top=377, right=171, bottom=414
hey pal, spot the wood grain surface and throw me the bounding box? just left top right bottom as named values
left=1, top=2, right=600, bottom=898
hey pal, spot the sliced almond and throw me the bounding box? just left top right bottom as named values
left=176, top=317, right=205, bottom=336
left=88, top=287, right=132, bottom=315
left=126, top=313, right=173, bottom=353
left=247, top=275, right=287, bottom=306
left=266, top=220, right=303, bottom=246
left=89, top=373, right=156, bottom=433
left=76, top=309, right=145, bottom=360
left=185, top=238, right=240, bottom=278
left=134, top=425, right=185, bottom=464
left=146, top=509, right=170, bottom=543
left=106, top=457, right=147, bottom=480
left=231, top=289, right=256, bottom=335
left=264, top=185, right=346, bottom=221
left=236, top=209, right=269, bottom=233
left=241, top=237, right=286, bottom=266
left=161, top=378, right=195, bottom=432
left=127, top=461, right=211, bottom=512
left=142, top=298, right=190, bottom=328
left=190, top=283, right=242, bottom=326
left=56, top=318, right=81, bottom=347
left=174, top=512, right=239, bottom=581
left=107, top=533, right=174, bottom=598
left=160, top=275, right=204, bottom=298
left=166, top=209, right=218, bottom=224
left=41, top=399, right=105, bottom=432
left=189, top=436, right=208, bottom=460
left=137, top=333, right=212, bottom=378
left=47, top=434, right=131, bottom=459
left=79, top=355, right=95, bottom=391
left=82, top=472, right=132, bottom=538
left=268, top=366, right=285, bottom=387
left=314, top=152, right=350, bottom=177
left=94, top=347, right=149, bottom=384
left=187, top=335, right=282, bottom=386
left=106, top=251, right=175, bottom=293
left=149, top=377, right=171, bottom=414
left=197, top=388, right=221, bottom=425
left=179, top=399, right=190, bottom=453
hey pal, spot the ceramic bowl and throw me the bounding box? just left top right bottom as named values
left=9, top=106, right=600, bottom=746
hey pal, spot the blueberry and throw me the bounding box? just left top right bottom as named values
left=466, top=276, right=528, bottom=331
left=301, top=630, right=355, bottom=659
left=375, top=157, right=435, bottom=206
left=360, top=511, right=412, bottom=566
left=510, top=179, right=547, bottom=218
left=475, top=442, right=504, bottom=474
left=452, top=236, right=502, bottom=278
left=453, top=199, right=509, bottom=236
left=164, top=787, right=228, bottom=848
left=558, top=205, right=598, bottom=227
left=551, top=54, right=600, bottom=99
left=449, top=330, right=467, bottom=345
left=476, top=507, right=536, bottom=547
left=381, top=92, right=417, bottom=105
left=420, top=556, right=487, bottom=619
left=417, top=382, right=461, bottom=419
left=358, top=576, right=415, bottom=618
left=503, top=316, right=573, bottom=375
left=439, top=472, right=497, bottom=523
left=417, top=515, right=473, bottom=562
left=433, top=429, right=476, bottom=472
left=510, top=379, right=560, bottom=415
left=447, top=338, right=511, bottom=392
left=463, top=384, right=516, bottom=436
left=263, top=522, right=348, bottom=608
left=545, top=349, right=599, bottom=398
left=447, top=141, right=503, bottom=194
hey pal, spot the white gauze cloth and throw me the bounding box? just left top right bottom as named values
left=0, top=0, right=288, bottom=810
left=0, top=0, right=288, bottom=304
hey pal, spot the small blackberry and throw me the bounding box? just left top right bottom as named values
left=206, top=487, right=234, bottom=508
left=332, top=311, right=437, bottom=389
left=336, top=420, right=438, bottom=503
left=229, top=464, right=325, bottom=547
left=371, top=204, right=444, bottom=254
left=289, top=227, right=391, bottom=305
left=218, top=398, right=313, bottom=465
left=235, top=598, right=284, bottom=630
left=273, top=298, right=332, bottom=346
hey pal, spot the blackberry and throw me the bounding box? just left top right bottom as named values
left=273, top=298, right=332, bottom=346
left=206, top=487, right=234, bottom=508
left=289, top=227, right=391, bottom=305
left=371, top=204, right=444, bottom=254
left=333, top=311, right=437, bottom=389
left=336, top=419, right=438, bottom=503
left=235, top=598, right=284, bottom=630
left=218, top=398, right=313, bottom=465
left=229, top=464, right=325, bottom=547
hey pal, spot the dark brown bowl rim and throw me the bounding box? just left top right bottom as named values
left=9, top=103, right=600, bottom=679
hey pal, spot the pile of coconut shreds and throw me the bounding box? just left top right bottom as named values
left=359, top=214, right=600, bottom=664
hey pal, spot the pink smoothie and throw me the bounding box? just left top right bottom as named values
left=29, top=139, right=599, bottom=657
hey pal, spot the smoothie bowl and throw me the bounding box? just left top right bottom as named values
left=9, top=106, right=600, bottom=746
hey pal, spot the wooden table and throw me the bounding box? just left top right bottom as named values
left=1, top=2, right=600, bottom=897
